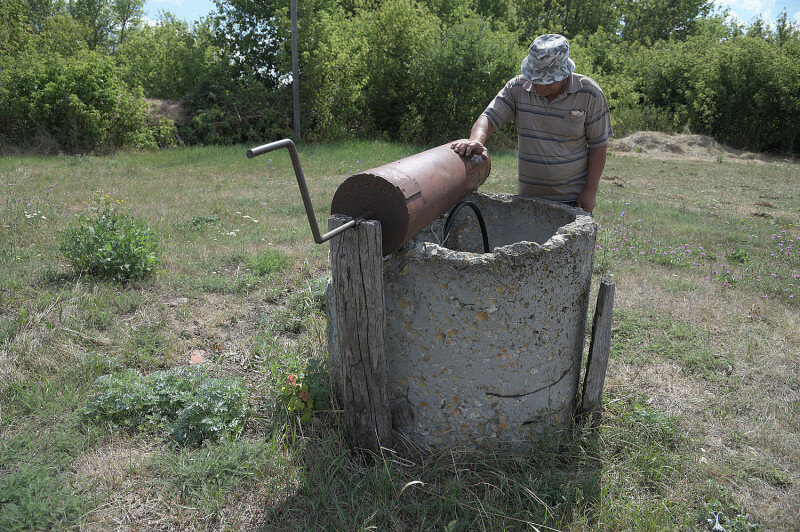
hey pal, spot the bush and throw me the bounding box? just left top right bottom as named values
left=83, top=366, right=250, bottom=446
left=301, top=0, right=441, bottom=141
left=630, top=33, right=800, bottom=153
left=404, top=16, right=521, bottom=143
left=59, top=192, right=160, bottom=282
left=181, top=78, right=288, bottom=145
left=0, top=51, right=174, bottom=152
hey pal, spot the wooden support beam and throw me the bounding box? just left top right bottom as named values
left=581, top=278, right=616, bottom=421
left=328, top=215, right=391, bottom=453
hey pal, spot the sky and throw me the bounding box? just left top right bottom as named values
left=716, top=0, right=800, bottom=24
left=144, top=0, right=800, bottom=26
left=144, top=0, right=216, bottom=23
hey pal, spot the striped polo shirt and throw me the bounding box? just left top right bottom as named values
left=482, top=73, right=612, bottom=201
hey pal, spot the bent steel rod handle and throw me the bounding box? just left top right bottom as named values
left=246, top=139, right=365, bottom=244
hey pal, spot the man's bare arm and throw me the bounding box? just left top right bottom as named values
left=450, top=115, right=496, bottom=159
left=576, top=145, right=607, bottom=213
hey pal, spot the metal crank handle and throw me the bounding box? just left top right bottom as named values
left=246, top=139, right=366, bottom=244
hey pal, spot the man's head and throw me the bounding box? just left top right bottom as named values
left=521, top=34, right=575, bottom=87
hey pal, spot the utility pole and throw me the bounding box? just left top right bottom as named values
left=291, top=0, right=301, bottom=141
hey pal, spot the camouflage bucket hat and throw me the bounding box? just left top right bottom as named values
left=521, top=34, right=575, bottom=84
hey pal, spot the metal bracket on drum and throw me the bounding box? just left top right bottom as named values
left=246, top=139, right=367, bottom=243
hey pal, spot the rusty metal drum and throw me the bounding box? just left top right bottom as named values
left=331, top=144, right=491, bottom=255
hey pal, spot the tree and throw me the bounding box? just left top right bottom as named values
left=117, top=14, right=221, bottom=99
left=23, top=0, right=66, bottom=33
left=0, top=0, right=33, bottom=61
left=111, top=0, right=144, bottom=46
left=620, top=0, right=713, bottom=43
left=68, top=0, right=112, bottom=49
left=513, top=0, right=620, bottom=41
left=212, top=0, right=289, bottom=87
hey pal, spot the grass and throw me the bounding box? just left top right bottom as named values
left=0, top=140, right=798, bottom=530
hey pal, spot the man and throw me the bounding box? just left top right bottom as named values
left=451, top=34, right=612, bottom=213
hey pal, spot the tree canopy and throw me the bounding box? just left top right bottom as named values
left=1, top=0, right=799, bottom=154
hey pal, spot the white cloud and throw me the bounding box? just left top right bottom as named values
left=736, top=0, right=775, bottom=12
left=793, top=10, right=800, bottom=23
left=150, top=0, right=184, bottom=5
left=715, top=0, right=776, bottom=20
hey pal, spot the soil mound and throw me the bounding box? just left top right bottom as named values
left=610, top=131, right=767, bottom=161
left=145, top=98, right=188, bottom=126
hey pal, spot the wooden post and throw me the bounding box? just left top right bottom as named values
left=328, top=215, right=391, bottom=452
left=581, top=278, right=615, bottom=420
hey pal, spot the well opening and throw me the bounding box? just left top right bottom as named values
left=437, top=192, right=579, bottom=253
left=382, top=192, right=597, bottom=450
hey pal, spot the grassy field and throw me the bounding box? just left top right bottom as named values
left=0, top=141, right=798, bottom=531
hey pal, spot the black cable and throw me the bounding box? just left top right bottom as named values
left=442, top=200, right=490, bottom=253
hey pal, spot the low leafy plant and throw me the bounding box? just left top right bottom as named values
left=59, top=192, right=160, bottom=282
left=703, top=503, right=761, bottom=531
left=278, top=360, right=330, bottom=423
left=726, top=248, right=750, bottom=264
left=83, top=366, right=249, bottom=446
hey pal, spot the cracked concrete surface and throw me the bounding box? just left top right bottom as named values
left=383, top=193, right=597, bottom=449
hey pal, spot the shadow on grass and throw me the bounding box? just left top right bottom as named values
left=262, top=420, right=604, bottom=530
left=262, top=390, right=693, bottom=530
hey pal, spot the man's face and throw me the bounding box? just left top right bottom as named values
left=531, top=78, right=568, bottom=99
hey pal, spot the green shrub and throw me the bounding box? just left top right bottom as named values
left=83, top=366, right=250, bottom=446
left=404, top=16, right=521, bottom=143
left=0, top=51, right=174, bottom=152
left=59, top=192, right=160, bottom=282
left=630, top=33, right=800, bottom=153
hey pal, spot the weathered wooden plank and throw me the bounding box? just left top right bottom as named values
left=325, top=277, right=341, bottom=409
left=328, top=215, right=391, bottom=452
left=581, top=278, right=616, bottom=419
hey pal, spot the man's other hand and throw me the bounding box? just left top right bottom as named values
left=576, top=189, right=596, bottom=213
left=450, top=139, right=489, bottom=160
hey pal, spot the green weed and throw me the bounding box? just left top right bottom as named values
left=277, top=359, right=331, bottom=423
left=59, top=192, right=160, bottom=282
left=702, top=495, right=761, bottom=532
left=612, top=309, right=725, bottom=374
left=0, top=309, right=29, bottom=343
left=192, top=272, right=260, bottom=294
left=177, top=215, right=220, bottom=231
left=726, top=248, right=750, bottom=264
left=0, top=353, right=112, bottom=531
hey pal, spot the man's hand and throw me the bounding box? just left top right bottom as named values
left=576, top=189, right=596, bottom=213
left=450, top=139, right=489, bottom=160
